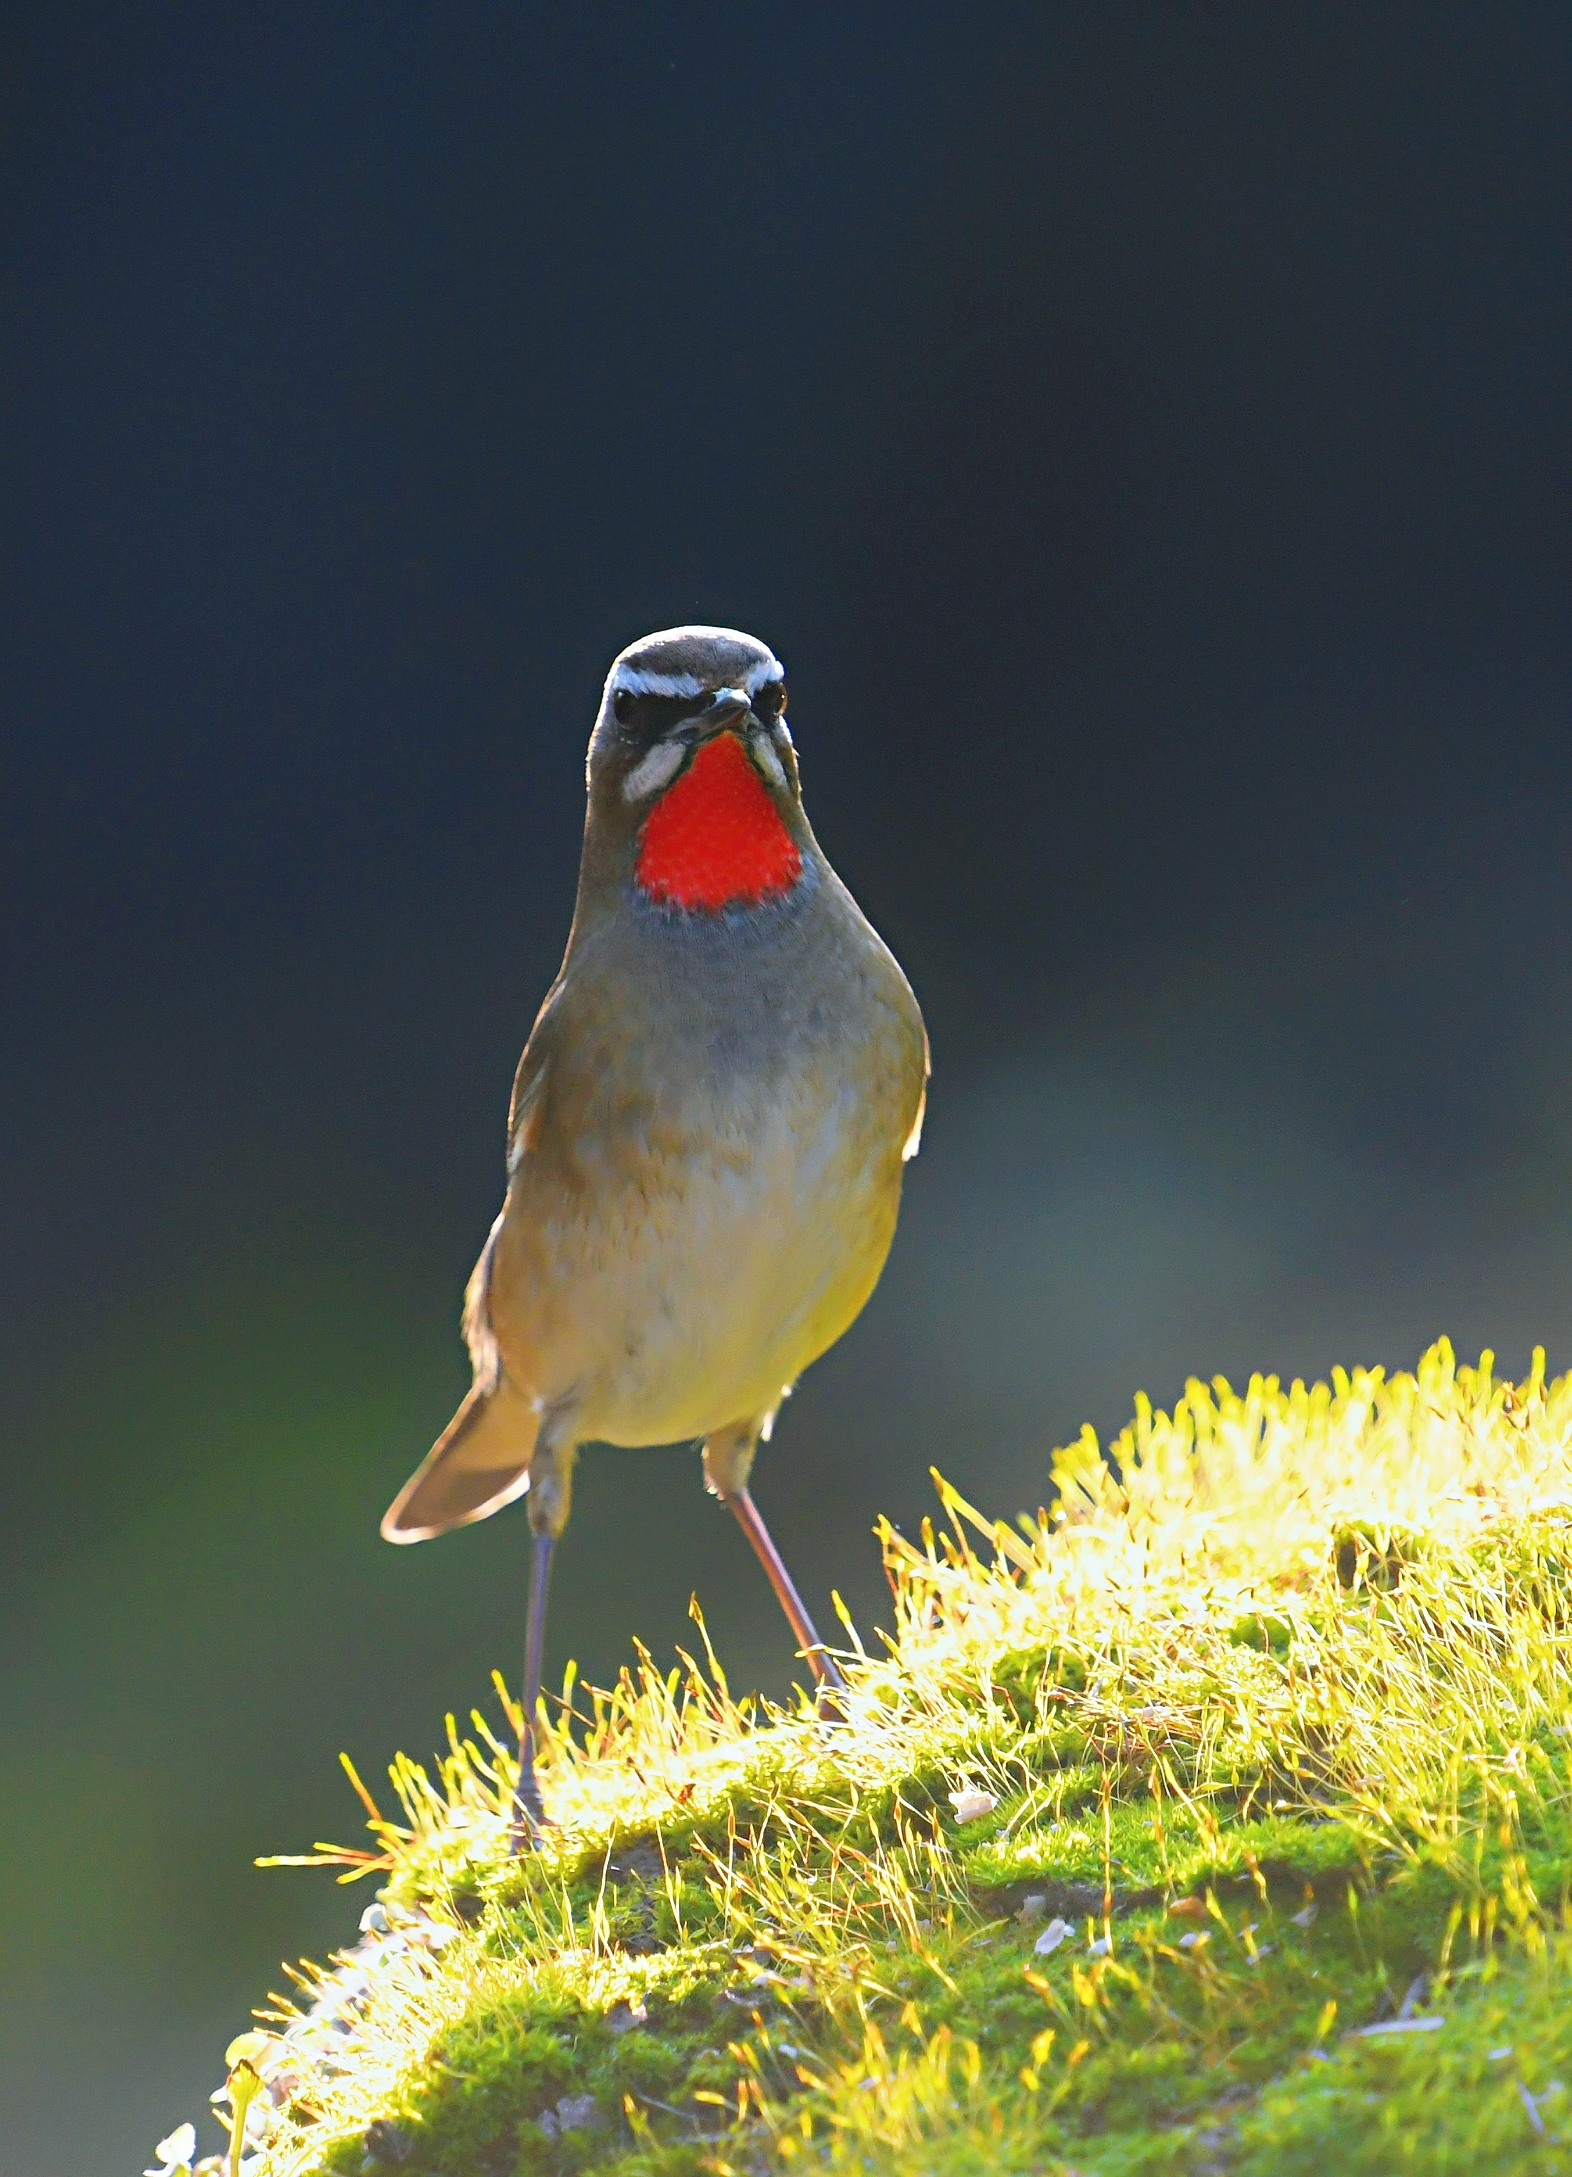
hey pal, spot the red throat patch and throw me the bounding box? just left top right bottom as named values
left=635, top=732, right=802, bottom=911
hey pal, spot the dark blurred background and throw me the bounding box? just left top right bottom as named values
left=4, top=5, right=1571, bottom=2168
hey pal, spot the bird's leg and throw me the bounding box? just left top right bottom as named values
left=726, top=1486, right=849, bottom=1707
left=510, top=1420, right=578, bottom=1852
left=703, top=1419, right=848, bottom=1710
left=512, top=1528, right=554, bottom=1844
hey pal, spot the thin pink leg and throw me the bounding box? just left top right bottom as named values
left=723, top=1486, right=849, bottom=1697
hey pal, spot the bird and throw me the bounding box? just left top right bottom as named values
left=381, top=625, right=928, bottom=1843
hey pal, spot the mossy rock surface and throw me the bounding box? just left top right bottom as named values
left=163, top=1342, right=1572, bottom=2175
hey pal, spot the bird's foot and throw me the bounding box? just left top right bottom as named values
left=508, top=1769, right=552, bottom=1855
left=812, top=1659, right=851, bottom=1725
left=509, top=1809, right=552, bottom=1855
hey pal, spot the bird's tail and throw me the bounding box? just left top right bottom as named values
left=381, top=1374, right=539, bottom=1542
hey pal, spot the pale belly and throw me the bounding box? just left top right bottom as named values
left=489, top=1066, right=908, bottom=1445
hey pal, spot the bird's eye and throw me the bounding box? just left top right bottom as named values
left=754, top=679, right=787, bottom=720
left=613, top=688, right=637, bottom=726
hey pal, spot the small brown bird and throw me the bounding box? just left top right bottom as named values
left=383, top=626, right=928, bottom=1838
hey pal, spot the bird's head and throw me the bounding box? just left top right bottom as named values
left=583, top=625, right=807, bottom=913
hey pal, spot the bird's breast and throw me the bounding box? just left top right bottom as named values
left=488, top=880, right=925, bottom=1443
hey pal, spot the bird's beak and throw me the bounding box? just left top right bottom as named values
left=691, top=688, right=753, bottom=741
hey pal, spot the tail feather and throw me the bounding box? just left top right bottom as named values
left=381, top=1376, right=539, bottom=1543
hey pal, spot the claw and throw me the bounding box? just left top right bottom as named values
left=509, top=1804, right=550, bottom=1855
left=815, top=1682, right=850, bottom=1725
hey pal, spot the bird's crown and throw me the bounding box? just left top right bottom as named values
left=602, top=625, right=783, bottom=708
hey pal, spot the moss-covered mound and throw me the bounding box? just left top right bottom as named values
left=159, top=1342, right=1572, bottom=2175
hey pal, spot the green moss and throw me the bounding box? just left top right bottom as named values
left=169, top=1343, right=1572, bottom=2176
left=965, top=1806, right=1367, bottom=1905
left=1231, top=1939, right=1572, bottom=2174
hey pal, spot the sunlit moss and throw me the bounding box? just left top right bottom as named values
left=173, top=1341, right=1572, bottom=2174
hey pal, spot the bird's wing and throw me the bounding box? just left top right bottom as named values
left=506, top=986, right=563, bottom=1173
left=381, top=1373, right=539, bottom=1542
left=383, top=985, right=578, bottom=1542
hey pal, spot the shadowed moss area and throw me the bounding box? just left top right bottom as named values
left=160, top=1343, right=1572, bottom=2175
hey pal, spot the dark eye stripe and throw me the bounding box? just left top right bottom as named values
left=612, top=687, right=710, bottom=736
left=613, top=680, right=786, bottom=736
